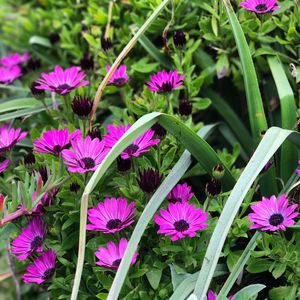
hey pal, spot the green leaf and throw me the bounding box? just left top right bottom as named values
left=0, top=98, right=44, bottom=113
left=268, top=56, right=298, bottom=182
left=191, top=127, right=300, bottom=299
left=146, top=268, right=162, bottom=290
left=231, top=284, right=266, bottom=300
left=29, top=35, right=52, bottom=47
left=246, top=258, right=273, bottom=273
left=221, top=0, right=267, bottom=144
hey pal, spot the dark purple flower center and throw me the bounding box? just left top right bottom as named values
left=125, top=144, right=139, bottom=155
left=113, top=78, right=126, bottom=87
left=112, top=259, right=121, bottom=267
left=53, top=145, right=62, bottom=154
left=81, top=157, right=95, bottom=169
left=168, top=197, right=182, bottom=204
left=174, top=219, right=189, bottom=232
left=269, top=213, right=284, bottom=226
left=160, top=81, right=173, bottom=93
left=106, top=219, right=122, bottom=230
left=42, top=268, right=55, bottom=280
left=57, top=84, right=71, bottom=91
left=31, top=236, right=43, bottom=249
left=255, top=4, right=267, bottom=11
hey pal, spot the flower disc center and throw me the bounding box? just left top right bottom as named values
left=174, top=219, right=189, bottom=232
left=255, top=4, right=267, bottom=11
left=269, top=213, right=284, bottom=226
left=106, top=218, right=122, bottom=230
left=81, top=157, right=95, bottom=169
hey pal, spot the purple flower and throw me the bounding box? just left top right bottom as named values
left=0, top=66, right=22, bottom=85
left=11, top=217, right=47, bottom=261
left=154, top=202, right=208, bottom=241
left=104, top=124, right=160, bottom=159
left=146, top=70, right=185, bottom=93
left=106, top=65, right=129, bottom=87
left=35, top=65, right=89, bottom=95
left=0, top=159, right=10, bottom=173
left=248, top=194, right=299, bottom=231
left=23, top=250, right=56, bottom=284
left=0, top=53, right=30, bottom=68
left=0, top=123, right=27, bottom=155
left=33, top=128, right=81, bottom=156
left=296, top=160, right=300, bottom=176
left=208, top=290, right=232, bottom=300
left=167, top=183, right=194, bottom=203
left=87, top=197, right=136, bottom=233
left=240, top=0, right=280, bottom=14
left=62, top=136, right=107, bottom=173
left=95, top=238, right=138, bottom=270
left=31, top=189, right=58, bottom=214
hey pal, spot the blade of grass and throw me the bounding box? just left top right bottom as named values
left=107, top=124, right=220, bottom=300
left=89, top=0, right=172, bottom=128
left=0, top=98, right=51, bottom=113
left=191, top=127, right=300, bottom=299
left=268, top=56, right=298, bottom=182
left=222, top=0, right=267, bottom=144
left=206, top=89, right=253, bottom=156
left=71, top=112, right=236, bottom=299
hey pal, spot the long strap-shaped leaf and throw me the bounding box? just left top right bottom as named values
left=268, top=56, right=298, bottom=182
left=190, top=127, right=300, bottom=299
left=222, top=0, right=267, bottom=144
left=70, top=112, right=235, bottom=299
left=206, top=89, right=253, bottom=156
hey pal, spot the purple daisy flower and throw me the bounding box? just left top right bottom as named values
left=167, top=183, right=194, bottom=203
left=240, top=0, right=280, bottom=14
left=0, top=53, right=30, bottom=68
left=23, top=249, right=56, bottom=284
left=208, top=290, right=233, bottom=300
left=104, top=124, right=160, bottom=160
left=0, top=66, right=22, bottom=85
left=11, top=217, right=47, bottom=261
left=146, top=70, right=185, bottom=93
left=0, top=123, right=28, bottom=155
left=95, top=238, right=138, bottom=270
left=33, top=128, right=81, bottom=156
left=0, top=159, right=10, bottom=173
left=248, top=194, right=299, bottom=231
left=62, top=136, right=107, bottom=173
left=106, top=65, right=129, bottom=87
left=154, top=202, right=208, bottom=241
left=87, top=197, right=136, bottom=233
left=35, top=65, right=89, bottom=95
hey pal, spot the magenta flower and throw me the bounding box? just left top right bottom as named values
left=62, top=136, right=107, bottom=173
left=0, top=66, right=22, bottom=85
left=240, top=0, right=280, bottom=14
left=0, top=53, right=30, bottom=68
left=11, top=218, right=47, bottom=261
left=0, top=159, right=10, bottom=173
left=167, top=183, right=194, bottom=203
left=106, top=65, right=129, bottom=87
left=95, top=238, right=138, bottom=270
left=248, top=194, right=299, bottom=231
left=23, top=249, right=56, bottom=284
left=296, top=160, right=300, bottom=176
left=35, top=65, right=89, bottom=95
left=146, top=70, right=185, bottom=93
left=87, top=197, right=136, bottom=233
left=0, top=123, right=27, bottom=154
left=154, top=202, right=208, bottom=241
left=33, top=128, right=81, bottom=156
left=104, top=124, right=160, bottom=159
left=208, top=290, right=232, bottom=300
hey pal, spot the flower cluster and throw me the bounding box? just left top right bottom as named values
left=10, top=217, right=56, bottom=284
left=0, top=52, right=29, bottom=84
